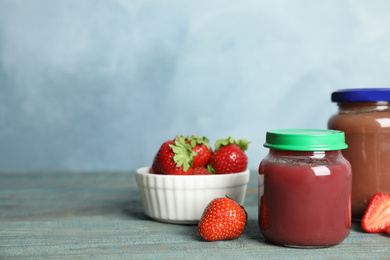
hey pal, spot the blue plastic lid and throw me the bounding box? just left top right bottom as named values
left=331, top=88, right=390, bottom=102
left=332, top=88, right=390, bottom=102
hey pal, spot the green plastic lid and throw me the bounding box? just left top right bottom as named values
left=264, top=129, right=348, bottom=151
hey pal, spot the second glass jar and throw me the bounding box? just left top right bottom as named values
left=328, top=88, right=390, bottom=220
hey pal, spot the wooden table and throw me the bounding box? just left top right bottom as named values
left=1, top=170, right=389, bottom=259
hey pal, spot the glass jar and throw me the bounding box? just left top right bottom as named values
left=259, top=129, right=352, bottom=248
left=328, top=88, right=390, bottom=220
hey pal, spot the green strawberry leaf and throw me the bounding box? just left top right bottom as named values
left=169, top=135, right=198, bottom=172
left=207, top=164, right=216, bottom=174
left=214, top=137, right=235, bottom=150
left=187, top=135, right=211, bottom=150
left=214, top=137, right=249, bottom=151
left=235, top=139, right=249, bottom=151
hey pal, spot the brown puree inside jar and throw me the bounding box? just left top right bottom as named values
left=328, top=101, right=390, bottom=220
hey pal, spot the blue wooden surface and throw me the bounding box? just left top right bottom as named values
left=1, top=171, right=390, bottom=259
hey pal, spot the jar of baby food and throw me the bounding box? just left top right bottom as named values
left=259, top=129, right=352, bottom=248
left=328, top=88, right=390, bottom=220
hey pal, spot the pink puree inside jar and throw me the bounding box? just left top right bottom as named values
left=259, top=130, right=352, bottom=248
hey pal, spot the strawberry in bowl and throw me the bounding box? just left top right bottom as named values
left=136, top=135, right=250, bottom=224
left=208, top=137, right=249, bottom=174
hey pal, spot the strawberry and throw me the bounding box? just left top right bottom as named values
left=186, top=135, right=212, bottom=168
left=192, top=167, right=212, bottom=175
left=258, top=160, right=269, bottom=230
left=209, top=137, right=249, bottom=174
left=152, top=135, right=197, bottom=175
left=258, top=160, right=265, bottom=175
left=198, top=196, right=247, bottom=241
left=361, top=193, right=390, bottom=233
left=259, top=194, right=270, bottom=230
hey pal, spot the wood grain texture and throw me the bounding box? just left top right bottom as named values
left=1, top=171, right=390, bottom=259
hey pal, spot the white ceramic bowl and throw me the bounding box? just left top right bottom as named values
left=136, top=167, right=250, bottom=224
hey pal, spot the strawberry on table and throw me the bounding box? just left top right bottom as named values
left=361, top=193, right=390, bottom=233
left=258, top=160, right=269, bottom=230
left=152, top=135, right=197, bottom=175
left=259, top=195, right=270, bottom=230
left=209, top=137, right=249, bottom=174
left=198, top=196, right=247, bottom=241
left=186, top=135, right=212, bottom=168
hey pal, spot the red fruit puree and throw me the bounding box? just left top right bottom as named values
left=259, top=150, right=352, bottom=247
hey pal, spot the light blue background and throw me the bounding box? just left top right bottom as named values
left=1, top=0, right=390, bottom=172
